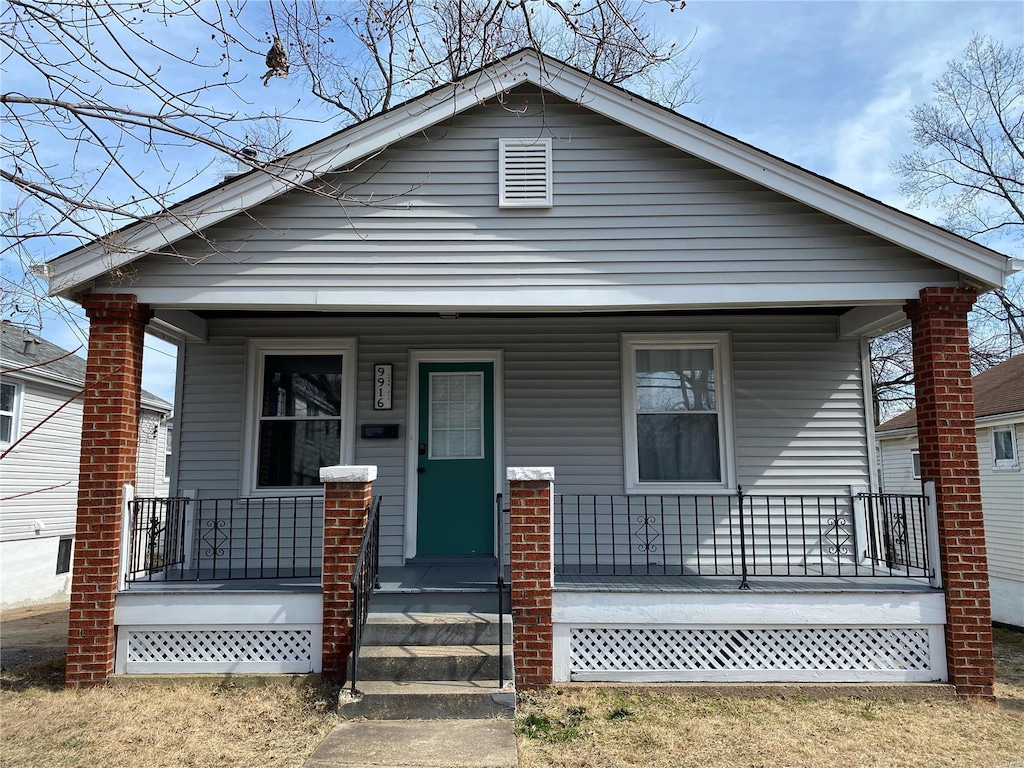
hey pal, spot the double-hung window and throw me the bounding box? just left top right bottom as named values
left=244, top=340, right=356, bottom=493
left=0, top=381, right=20, bottom=445
left=622, top=333, right=736, bottom=493
left=992, top=426, right=1019, bottom=470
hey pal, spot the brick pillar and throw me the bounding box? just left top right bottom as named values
left=508, top=467, right=554, bottom=690
left=905, top=286, right=994, bottom=700
left=320, top=465, right=376, bottom=679
left=66, top=294, right=151, bottom=688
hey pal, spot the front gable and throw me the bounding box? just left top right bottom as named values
left=96, top=87, right=959, bottom=312
left=49, top=50, right=1012, bottom=306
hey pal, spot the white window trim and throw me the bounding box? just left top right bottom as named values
left=498, top=137, right=553, bottom=208
left=621, top=332, right=737, bottom=494
left=242, top=338, right=357, bottom=496
left=0, top=380, right=22, bottom=445
left=991, top=426, right=1019, bottom=470
left=911, top=449, right=921, bottom=480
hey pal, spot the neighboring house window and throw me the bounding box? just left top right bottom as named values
left=993, top=426, right=1019, bottom=469
left=0, top=381, right=20, bottom=444
left=56, top=538, right=73, bottom=575
left=498, top=138, right=553, bottom=208
left=244, top=340, right=356, bottom=493
left=622, top=333, right=736, bottom=493
left=911, top=449, right=921, bottom=480
left=163, top=424, right=173, bottom=480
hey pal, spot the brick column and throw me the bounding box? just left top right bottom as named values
left=508, top=467, right=554, bottom=690
left=905, top=286, right=994, bottom=699
left=66, top=294, right=151, bottom=688
left=320, top=465, right=376, bottom=679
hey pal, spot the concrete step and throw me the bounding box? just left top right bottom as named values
left=362, top=612, right=512, bottom=647
left=339, top=680, right=516, bottom=720
left=356, top=644, right=513, bottom=682
left=370, top=590, right=509, bottom=614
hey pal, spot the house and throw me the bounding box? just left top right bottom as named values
left=0, top=323, right=172, bottom=609
left=40, top=50, right=1018, bottom=700
left=877, top=354, right=1023, bottom=629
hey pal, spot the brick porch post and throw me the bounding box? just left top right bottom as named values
left=66, top=294, right=151, bottom=688
left=905, top=286, right=994, bottom=699
left=508, top=467, right=555, bottom=690
left=320, top=465, right=376, bottom=679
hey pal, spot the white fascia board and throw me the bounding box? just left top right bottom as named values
left=5, top=368, right=83, bottom=395
left=114, top=279, right=962, bottom=312
left=875, top=428, right=918, bottom=441
left=977, top=411, right=1024, bottom=429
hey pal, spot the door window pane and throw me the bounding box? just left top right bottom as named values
left=429, top=372, right=484, bottom=459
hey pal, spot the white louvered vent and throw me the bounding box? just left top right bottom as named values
left=499, top=138, right=552, bottom=208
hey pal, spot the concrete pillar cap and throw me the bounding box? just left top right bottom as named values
left=320, top=465, right=378, bottom=483
left=507, top=467, right=555, bottom=482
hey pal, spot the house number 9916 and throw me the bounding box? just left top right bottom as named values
left=373, top=364, right=393, bottom=410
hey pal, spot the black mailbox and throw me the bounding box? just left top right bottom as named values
left=361, top=424, right=400, bottom=439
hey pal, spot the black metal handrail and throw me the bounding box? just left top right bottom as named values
left=126, top=496, right=189, bottom=581
left=349, top=495, right=382, bottom=695
left=495, top=492, right=507, bottom=689
left=858, top=491, right=930, bottom=575
left=125, top=495, right=322, bottom=583
left=555, top=491, right=933, bottom=584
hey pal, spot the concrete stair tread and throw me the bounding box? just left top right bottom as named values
left=360, top=644, right=508, bottom=659
left=354, top=679, right=512, bottom=694
left=366, top=612, right=509, bottom=624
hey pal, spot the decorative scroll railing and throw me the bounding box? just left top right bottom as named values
left=125, top=495, right=322, bottom=583
left=349, top=495, right=382, bottom=695
left=555, top=489, right=933, bottom=586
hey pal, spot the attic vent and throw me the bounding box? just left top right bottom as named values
left=499, top=138, right=552, bottom=208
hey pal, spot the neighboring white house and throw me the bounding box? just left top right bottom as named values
left=877, top=354, right=1024, bottom=628
left=0, top=323, right=172, bottom=609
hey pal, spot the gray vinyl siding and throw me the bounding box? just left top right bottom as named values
left=175, top=313, right=870, bottom=565
left=104, top=89, right=957, bottom=307
left=877, top=436, right=921, bottom=495
left=0, top=379, right=81, bottom=541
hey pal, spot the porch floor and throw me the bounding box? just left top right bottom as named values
left=122, top=577, right=320, bottom=593
left=378, top=564, right=508, bottom=593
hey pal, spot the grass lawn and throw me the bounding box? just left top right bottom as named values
left=1, top=628, right=1022, bottom=767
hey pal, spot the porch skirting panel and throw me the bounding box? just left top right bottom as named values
left=113, top=590, right=322, bottom=674
left=552, top=590, right=947, bottom=683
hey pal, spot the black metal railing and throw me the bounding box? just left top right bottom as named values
left=125, top=495, right=322, bottom=583
left=495, top=493, right=507, bottom=689
left=555, top=490, right=933, bottom=584
left=349, top=495, right=382, bottom=695
left=126, top=497, right=189, bottom=581
left=859, top=492, right=930, bottom=574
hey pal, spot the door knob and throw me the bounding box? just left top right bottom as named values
left=417, top=466, right=426, bottom=474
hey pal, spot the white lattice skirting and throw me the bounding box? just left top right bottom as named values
left=569, top=626, right=941, bottom=683
left=122, top=628, right=316, bottom=674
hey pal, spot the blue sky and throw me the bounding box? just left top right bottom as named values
left=8, top=0, right=1023, bottom=404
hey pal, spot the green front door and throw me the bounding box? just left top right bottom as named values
left=416, top=362, right=495, bottom=557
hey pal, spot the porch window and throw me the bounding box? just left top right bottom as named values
left=622, top=333, right=736, bottom=493
left=993, top=426, right=1019, bottom=469
left=244, top=339, right=356, bottom=493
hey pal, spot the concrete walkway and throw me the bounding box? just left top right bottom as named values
left=304, top=719, right=518, bottom=768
